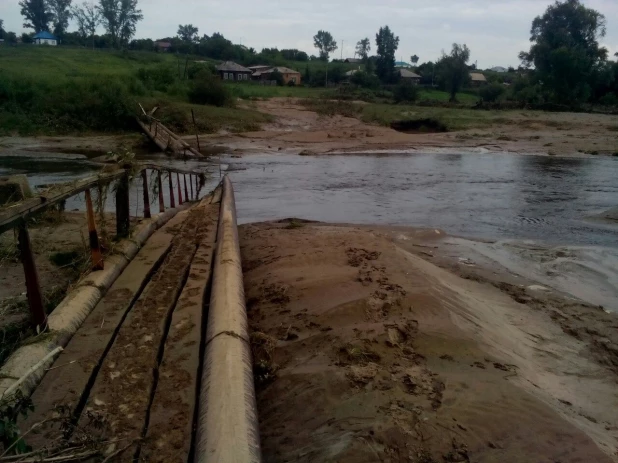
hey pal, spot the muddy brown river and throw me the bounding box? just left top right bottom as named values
left=2, top=150, right=617, bottom=310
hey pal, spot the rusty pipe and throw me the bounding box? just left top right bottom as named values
left=195, top=176, right=261, bottom=463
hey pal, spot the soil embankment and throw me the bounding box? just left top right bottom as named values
left=240, top=220, right=618, bottom=462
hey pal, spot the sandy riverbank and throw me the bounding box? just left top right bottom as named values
left=198, top=98, right=618, bottom=158
left=240, top=220, right=618, bottom=462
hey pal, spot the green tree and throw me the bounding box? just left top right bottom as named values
left=375, top=25, right=399, bottom=83
left=73, top=1, right=100, bottom=48
left=410, top=54, right=419, bottom=65
left=355, top=37, right=370, bottom=61
left=19, top=0, right=52, bottom=32
left=313, top=30, right=337, bottom=61
left=436, top=43, right=471, bottom=102
left=0, top=19, right=4, bottom=38
left=519, top=0, right=608, bottom=105
left=177, top=24, right=198, bottom=42
left=49, top=0, right=72, bottom=36
left=97, top=0, right=143, bottom=48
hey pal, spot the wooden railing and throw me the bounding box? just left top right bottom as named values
left=0, top=164, right=207, bottom=329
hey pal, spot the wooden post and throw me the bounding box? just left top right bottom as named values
left=141, top=170, right=151, bottom=219
left=184, top=174, right=189, bottom=201
left=191, top=109, right=201, bottom=153
left=85, top=189, right=104, bottom=271
left=168, top=171, right=175, bottom=208
left=158, top=171, right=165, bottom=213
left=154, top=122, right=158, bottom=138
left=17, top=222, right=47, bottom=329
left=177, top=172, right=183, bottom=204
left=195, top=175, right=199, bottom=197
left=115, top=172, right=130, bottom=239
left=190, top=174, right=194, bottom=200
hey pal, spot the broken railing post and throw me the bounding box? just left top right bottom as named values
left=158, top=171, right=165, bottom=213
left=17, top=221, right=47, bottom=329
left=85, top=189, right=104, bottom=271
left=141, top=170, right=151, bottom=219
left=177, top=173, right=183, bottom=205
left=168, top=171, right=176, bottom=208
left=184, top=174, right=189, bottom=202
left=115, top=172, right=130, bottom=239
left=190, top=174, right=194, bottom=200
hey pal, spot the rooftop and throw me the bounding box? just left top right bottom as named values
left=470, top=72, right=487, bottom=82
left=216, top=61, right=253, bottom=73
left=399, top=69, right=421, bottom=78
left=33, top=31, right=57, bottom=40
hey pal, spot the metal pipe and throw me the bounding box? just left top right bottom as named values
left=195, top=176, right=261, bottom=463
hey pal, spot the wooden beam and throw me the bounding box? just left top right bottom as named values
left=115, top=173, right=130, bottom=239
left=184, top=174, right=189, bottom=202
left=141, top=170, right=151, bottom=219
left=190, top=175, right=194, bottom=200
left=0, top=171, right=125, bottom=236
left=158, top=171, right=165, bottom=213
left=85, top=189, right=104, bottom=271
left=168, top=172, right=176, bottom=208
left=177, top=173, right=183, bottom=205
left=17, top=222, right=47, bottom=329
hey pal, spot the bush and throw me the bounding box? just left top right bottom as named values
left=479, top=83, right=505, bottom=102
left=393, top=82, right=419, bottom=103
left=599, top=93, right=618, bottom=106
left=0, top=74, right=135, bottom=134
left=136, top=64, right=177, bottom=92
left=350, top=71, right=381, bottom=90
left=287, top=80, right=296, bottom=87
left=188, top=70, right=232, bottom=107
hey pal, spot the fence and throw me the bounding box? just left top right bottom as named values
left=0, top=163, right=207, bottom=330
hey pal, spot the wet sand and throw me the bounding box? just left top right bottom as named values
left=240, top=220, right=618, bottom=462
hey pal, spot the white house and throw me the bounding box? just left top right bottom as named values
left=33, top=31, right=58, bottom=46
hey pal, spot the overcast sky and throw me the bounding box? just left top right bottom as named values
left=1, top=0, right=617, bottom=68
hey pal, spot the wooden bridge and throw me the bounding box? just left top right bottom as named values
left=0, top=164, right=260, bottom=461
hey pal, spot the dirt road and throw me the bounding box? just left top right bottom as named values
left=240, top=220, right=618, bottom=462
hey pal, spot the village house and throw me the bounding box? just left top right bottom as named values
left=398, top=68, right=421, bottom=84
left=33, top=31, right=58, bottom=46
left=155, top=41, right=172, bottom=52
left=216, top=61, right=253, bottom=81
left=252, top=66, right=302, bottom=85
left=470, top=72, right=488, bottom=86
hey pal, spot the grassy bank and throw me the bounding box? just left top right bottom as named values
left=0, top=47, right=268, bottom=136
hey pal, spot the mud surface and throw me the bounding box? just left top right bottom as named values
left=240, top=221, right=618, bottom=462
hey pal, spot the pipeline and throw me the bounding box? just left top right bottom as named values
left=195, top=176, right=262, bottom=463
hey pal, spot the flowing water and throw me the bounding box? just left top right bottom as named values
left=1, top=150, right=617, bottom=309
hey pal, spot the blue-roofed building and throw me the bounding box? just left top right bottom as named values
left=33, top=31, right=58, bottom=46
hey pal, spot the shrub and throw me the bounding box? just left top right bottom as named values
left=350, top=71, right=381, bottom=90
left=599, top=93, right=618, bottom=106
left=287, top=80, right=296, bottom=87
left=188, top=70, right=232, bottom=107
left=136, top=64, right=177, bottom=92
left=393, top=82, right=419, bottom=103
left=479, top=83, right=506, bottom=102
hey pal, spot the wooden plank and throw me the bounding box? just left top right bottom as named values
left=190, top=174, right=194, bottom=200
left=85, top=189, right=104, bottom=271
left=184, top=174, right=189, bottom=202
left=17, top=222, right=47, bottom=328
